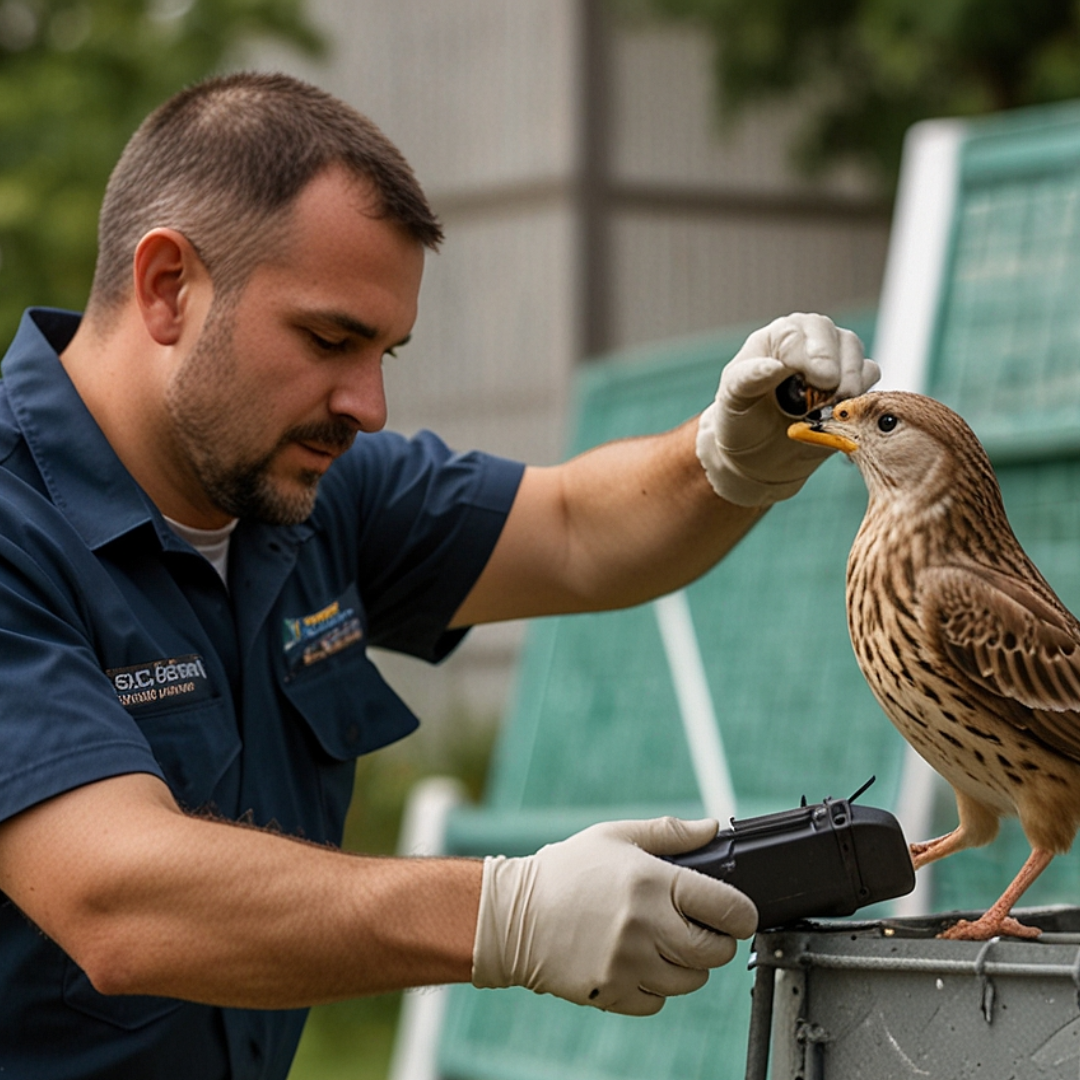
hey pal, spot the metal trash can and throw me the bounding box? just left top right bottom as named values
left=747, top=908, right=1080, bottom=1080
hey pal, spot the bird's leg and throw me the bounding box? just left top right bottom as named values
left=939, top=848, right=1054, bottom=941
left=910, top=791, right=1000, bottom=871
left=909, top=830, right=966, bottom=870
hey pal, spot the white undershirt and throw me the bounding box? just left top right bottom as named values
left=163, top=516, right=239, bottom=586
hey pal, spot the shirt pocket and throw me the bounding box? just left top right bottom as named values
left=279, top=646, right=418, bottom=761
left=136, top=697, right=241, bottom=812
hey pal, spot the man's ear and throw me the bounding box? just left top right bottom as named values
left=132, top=228, right=210, bottom=346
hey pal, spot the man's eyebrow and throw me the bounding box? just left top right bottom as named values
left=317, top=311, right=377, bottom=339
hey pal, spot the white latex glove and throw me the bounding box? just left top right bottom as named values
left=471, top=817, right=757, bottom=1016
left=696, top=312, right=880, bottom=506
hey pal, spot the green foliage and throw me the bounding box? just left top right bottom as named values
left=623, top=0, right=1080, bottom=189
left=287, top=993, right=400, bottom=1080
left=0, top=0, right=324, bottom=350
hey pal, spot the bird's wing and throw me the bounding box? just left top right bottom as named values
left=920, top=564, right=1080, bottom=760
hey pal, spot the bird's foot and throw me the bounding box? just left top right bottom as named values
left=938, top=915, right=1041, bottom=941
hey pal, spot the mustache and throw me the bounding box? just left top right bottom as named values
left=280, top=419, right=358, bottom=455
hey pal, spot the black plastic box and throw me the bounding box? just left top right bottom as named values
left=671, top=796, right=916, bottom=929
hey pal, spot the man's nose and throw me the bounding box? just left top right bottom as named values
left=329, top=353, right=388, bottom=433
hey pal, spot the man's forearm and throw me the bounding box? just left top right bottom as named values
left=549, top=417, right=766, bottom=609
left=0, top=773, right=481, bottom=1009
left=454, top=418, right=765, bottom=626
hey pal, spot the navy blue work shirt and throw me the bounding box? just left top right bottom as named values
left=0, top=309, right=525, bottom=1080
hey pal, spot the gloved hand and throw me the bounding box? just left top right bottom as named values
left=471, top=816, right=757, bottom=1016
left=696, top=313, right=880, bottom=507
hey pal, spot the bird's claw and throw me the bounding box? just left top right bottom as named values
left=909, top=837, right=946, bottom=871
left=938, top=916, right=1041, bottom=941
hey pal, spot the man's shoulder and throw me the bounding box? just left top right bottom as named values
left=0, top=400, right=103, bottom=595
left=0, top=381, right=23, bottom=468
left=319, top=428, right=523, bottom=517
left=0, top=308, right=80, bottom=478
left=0, top=459, right=83, bottom=556
left=316, top=428, right=445, bottom=506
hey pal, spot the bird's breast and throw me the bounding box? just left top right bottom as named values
left=846, top=529, right=1019, bottom=816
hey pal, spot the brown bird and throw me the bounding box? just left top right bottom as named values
left=789, top=391, right=1080, bottom=940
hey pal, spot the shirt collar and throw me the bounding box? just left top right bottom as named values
left=3, top=309, right=315, bottom=568
left=2, top=308, right=173, bottom=552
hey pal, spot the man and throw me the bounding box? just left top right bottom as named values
left=0, top=73, right=878, bottom=1079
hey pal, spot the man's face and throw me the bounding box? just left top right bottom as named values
left=164, top=168, right=424, bottom=526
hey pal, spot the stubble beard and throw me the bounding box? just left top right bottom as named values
left=164, top=300, right=355, bottom=526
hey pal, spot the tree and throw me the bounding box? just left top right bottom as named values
left=624, top=0, right=1080, bottom=190
left=0, top=0, right=323, bottom=349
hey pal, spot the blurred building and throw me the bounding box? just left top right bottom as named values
left=254, top=0, right=891, bottom=735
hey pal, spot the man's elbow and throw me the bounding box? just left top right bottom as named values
left=79, top=940, right=146, bottom=998
left=29, top=858, right=175, bottom=997
left=0, top=774, right=190, bottom=997
left=57, top=904, right=163, bottom=998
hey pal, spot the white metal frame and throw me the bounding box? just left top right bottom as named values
left=873, top=117, right=968, bottom=917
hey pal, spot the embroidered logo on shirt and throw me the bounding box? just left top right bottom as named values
left=283, top=586, right=364, bottom=670
left=106, top=654, right=213, bottom=712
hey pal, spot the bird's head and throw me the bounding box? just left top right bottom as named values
left=787, top=391, right=988, bottom=505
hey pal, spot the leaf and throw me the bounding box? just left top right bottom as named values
left=0, top=0, right=326, bottom=351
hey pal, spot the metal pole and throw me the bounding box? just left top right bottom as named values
left=744, top=957, right=776, bottom=1080
left=578, top=0, right=613, bottom=360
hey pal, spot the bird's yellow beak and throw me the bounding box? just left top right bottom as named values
left=787, top=421, right=858, bottom=454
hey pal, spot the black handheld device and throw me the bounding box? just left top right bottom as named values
left=669, top=779, right=916, bottom=929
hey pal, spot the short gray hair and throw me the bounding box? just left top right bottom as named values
left=89, top=71, right=442, bottom=316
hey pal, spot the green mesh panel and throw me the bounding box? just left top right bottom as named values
left=930, top=100, right=1080, bottom=458
left=685, top=461, right=900, bottom=814
left=480, top=457, right=902, bottom=820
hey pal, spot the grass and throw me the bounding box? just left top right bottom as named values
left=286, top=712, right=497, bottom=1080
left=287, top=994, right=402, bottom=1080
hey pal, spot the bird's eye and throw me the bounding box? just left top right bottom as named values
left=878, top=414, right=898, bottom=433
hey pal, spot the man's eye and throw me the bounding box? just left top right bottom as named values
left=309, top=332, right=348, bottom=353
